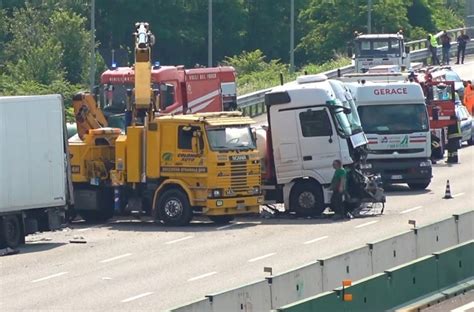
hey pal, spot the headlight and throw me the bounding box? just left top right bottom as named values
left=252, top=186, right=261, bottom=195
left=216, top=200, right=224, bottom=207
left=360, top=163, right=372, bottom=169
left=208, top=189, right=222, bottom=198
left=419, top=161, right=432, bottom=167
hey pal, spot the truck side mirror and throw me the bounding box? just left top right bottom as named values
left=192, top=130, right=203, bottom=155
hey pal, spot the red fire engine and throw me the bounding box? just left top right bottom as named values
left=100, top=64, right=237, bottom=116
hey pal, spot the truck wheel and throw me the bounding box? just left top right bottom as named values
left=0, top=215, right=23, bottom=248
left=408, top=181, right=430, bottom=190
left=157, top=189, right=193, bottom=226
left=209, top=215, right=234, bottom=224
left=290, top=181, right=325, bottom=217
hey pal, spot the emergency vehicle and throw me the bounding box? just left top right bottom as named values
left=100, top=64, right=237, bottom=118
left=347, top=81, right=432, bottom=190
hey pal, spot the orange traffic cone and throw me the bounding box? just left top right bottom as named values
left=443, top=180, right=453, bottom=199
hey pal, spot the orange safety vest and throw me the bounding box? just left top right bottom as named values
left=464, top=85, right=474, bottom=115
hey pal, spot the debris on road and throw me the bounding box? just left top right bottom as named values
left=69, top=236, right=87, bottom=244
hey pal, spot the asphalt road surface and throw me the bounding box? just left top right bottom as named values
left=1, top=61, right=473, bottom=311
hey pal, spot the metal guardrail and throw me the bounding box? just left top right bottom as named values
left=237, top=27, right=474, bottom=117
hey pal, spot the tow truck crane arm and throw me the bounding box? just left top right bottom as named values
left=72, top=92, right=108, bottom=140
left=128, top=22, right=157, bottom=125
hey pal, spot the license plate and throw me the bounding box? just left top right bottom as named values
left=237, top=203, right=245, bottom=210
left=391, top=175, right=403, bottom=180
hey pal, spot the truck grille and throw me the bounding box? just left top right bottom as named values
left=231, top=161, right=248, bottom=192
left=216, top=160, right=260, bottom=196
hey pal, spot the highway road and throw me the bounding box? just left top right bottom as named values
left=1, top=61, right=473, bottom=311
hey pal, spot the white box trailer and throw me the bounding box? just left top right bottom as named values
left=0, top=94, right=72, bottom=248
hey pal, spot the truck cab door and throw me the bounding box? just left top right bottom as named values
left=297, top=108, right=340, bottom=182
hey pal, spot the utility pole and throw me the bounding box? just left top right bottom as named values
left=208, top=0, right=213, bottom=67
left=290, top=0, right=295, bottom=73
left=467, top=0, right=474, bottom=37
left=367, top=0, right=372, bottom=34
left=89, top=0, right=96, bottom=91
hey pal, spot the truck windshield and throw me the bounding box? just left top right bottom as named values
left=206, top=126, right=256, bottom=151
left=101, top=83, right=129, bottom=112
left=356, top=38, right=402, bottom=57
left=358, top=104, right=429, bottom=134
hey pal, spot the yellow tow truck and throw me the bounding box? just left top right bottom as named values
left=69, top=22, right=262, bottom=225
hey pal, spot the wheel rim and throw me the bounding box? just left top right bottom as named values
left=298, top=191, right=316, bottom=210
left=164, top=198, right=183, bottom=218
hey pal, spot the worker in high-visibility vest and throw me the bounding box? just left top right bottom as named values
left=428, top=34, right=440, bottom=65
left=463, top=80, right=474, bottom=115
left=446, top=121, right=462, bottom=164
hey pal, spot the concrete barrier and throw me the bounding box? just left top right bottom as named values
left=455, top=210, right=474, bottom=243
left=204, top=280, right=271, bottom=312
left=415, top=217, right=458, bottom=258
left=368, top=230, right=417, bottom=274
left=318, top=245, right=372, bottom=292
left=269, top=261, right=323, bottom=308
left=277, top=241, right=474, bottom=312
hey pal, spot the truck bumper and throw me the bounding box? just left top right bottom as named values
left=204, top=196, right=263, bottom=216
left=364, top=158, right=432, bottom=184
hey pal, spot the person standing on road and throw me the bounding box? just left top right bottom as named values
left=330, top=160, right=347, bottom=219
left=428, top=33, right=440, bottom=65
left=446, top=120, right=462, bottom=164
left=463, top=80, right=474, bottom=115
left=440, top=31, right=451, bottom=65
left=456, top=31, right=470, bottom=64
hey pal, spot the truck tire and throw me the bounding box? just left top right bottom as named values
left=408, top=181, right=430, bottom=190
left=209, top=215, right=234, bottom=224
left=156, top=189, right=193, bottom=226
left=467, top=135, right=473, bottom=146
left=290, top=181, right=325, bottom=217
left=0, top=215, right=23, bottom=248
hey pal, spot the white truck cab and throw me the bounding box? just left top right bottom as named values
left=354, top=33, right=410, bottom=73
left=347, top=81, right=432, bottom=190
left=259, top=75, right=370, bottom=216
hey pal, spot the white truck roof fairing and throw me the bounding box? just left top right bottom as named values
left=349, top=82, right=425, bottom=105
left=356, top=34, right=404, bottom=40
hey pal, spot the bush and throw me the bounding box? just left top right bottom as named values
left=223, top=49, right=351, bottom=95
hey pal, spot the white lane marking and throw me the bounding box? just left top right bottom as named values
left=165, top=235, right=194, bottom=245
left=77, top=228, right=91, bottom=232
left=400, top=206, right=423, bottom=214
left=248, top=253, right=276, bottom=263
left=187, top=271, right=218, bottom=282
left=303, top=236, right=329, bottom=245
left=452, top=193, right=465, bottom=198
left=451, top=301, right=474, bottom=312
left=31, top=272, right=68, bottom=283
left=355, top=220, right=379, bottom=229
left=216, top=222, right=240, bottom=230
left=100, top=253, right=132, bottom=263
left=121, top=292, right=154, bottom=303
